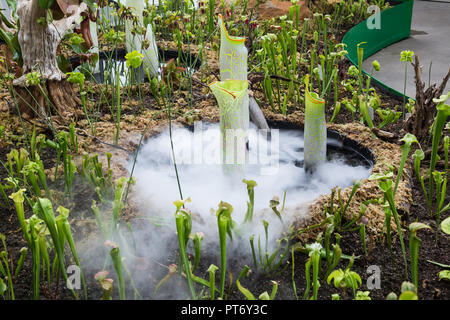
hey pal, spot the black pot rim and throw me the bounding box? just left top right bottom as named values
left=179, top=120, right=375, bottom=169
left=69, top=48, right=202, bottom=71
left=266, top=120, right=375, bottom=168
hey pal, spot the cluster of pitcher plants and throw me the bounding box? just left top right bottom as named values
left=0, top=0, right=448, bottom=301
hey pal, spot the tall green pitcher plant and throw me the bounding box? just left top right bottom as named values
left=217, top=14, right=249, bottom=160
left=304, top=75, right=327, bottom=172
left=209, top=80, right=249, bottom=174
left=218, top=14, right=248, bottom=82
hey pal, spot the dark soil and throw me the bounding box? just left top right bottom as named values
left=0, top=132, right=103, bottom=300
left=0, top=2, right=448, bottom=301
left=232, top=175, right=450, bottom=300
left=1, top=94, right=448, bottom=301
left=1, top=57, right=448, bottom=300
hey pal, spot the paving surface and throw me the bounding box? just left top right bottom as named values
left=362, top=0, right=450, bottom=99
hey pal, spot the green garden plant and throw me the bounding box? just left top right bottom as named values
left=429, top=93, right=450, bottom=203
left=81, top=153, right=115, bottom=202
left=55, top=206, right=88, bottom=299
left=386, top=281, right=418, bottom=300
left=94, top=270, right=114, bottom=300
left=409, top=222, right=432, bottom=290
left=304, top=74, right=327, bottom=171
left=269, top=195, right=285, bottom=222
left=174, top=198, right=196, bottom=299
left=249, top=219, right=289, bottom=275
left=303, top=242, right=322, bottom=300
left=106, top=241, right=126, bottom=300
left=400, top=50, right=414, bottom=118
left=216, top=201, right=234, bottom=299
left=191, top=232, right=204, bottom=273
left=207, top=264, right=218, bottom=300
left=413, top=149, right=430, bottom=210
left=33, top=197, right=77, bottom=298
left=28, top=215, right=40, bottom=300
left=236, top=265, right=278, bottom=300
left=369, top=171, right=408, bottom=278
left=432, top=171, right=447, bottom=242
left=354, top=291, right=371, bottom=300
left=15, top=247, right=28, bottom=279
left=154, top=264, right=178, bottom=297
left=394, top=133, right=419, bottom=196
left=242, top=179, right=257, bottom=223
left=0, top=234, right=14, bottom=300
left=327, top=255, right=361, bottom=298
left=325, top=180, right=362, bottom=232
left=209, top=80, right=249, bottom=173
left=66, top=71, right=94, bottom=135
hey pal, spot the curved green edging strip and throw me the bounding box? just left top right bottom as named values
left=342, top=0, right=415, bottom=100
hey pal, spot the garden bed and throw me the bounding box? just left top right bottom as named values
left=0, top=0, right=448, bottom=302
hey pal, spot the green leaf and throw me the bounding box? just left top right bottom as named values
left=438, top=270, right=450, bottom=281
left=359, top=96, right=374, bottom=128
left=327, top=269, right=343, bottom=286
left=355, top=291, right=371, bottom=300
left=401, top=281, right=417, bottom=293
left=400, top=133, right=419, bottom=147
left=409, top=222, right=432, bottom=233
left=66, top=72, right=85, bottom=87
left=125, top=51, right=144, bottom=69
left=432, top=92, right=450, bottom=104
left=386, top=292, right=397, bottom=300
left=400, top=50, right=414, bottom=63
left=441, top=216, right=450, bottom=235
left=427, top=260, right=450, bottom=269
left=57, top=55, right=71, bottom=74
left=0, top=277, right=6, bottom=295
left=399, top=291, right=418, bottom=300
left=412, top=149, right=424, bottom=161
left=258, top=292, right=270, bottom=300
left=82, top=0, right=96, bottom=12
left=368, top=171, right=393, bottom=181
left=173, top=197, right=191, bottom=212
left=236, top=266, right=256, bottom=300
left=38, top=0, right=55, bottom=9
left=350, top=271, right=362, bottom=286
left=242, top=179, right=257, bottom=189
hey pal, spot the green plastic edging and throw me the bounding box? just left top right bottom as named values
left=342, top=0, right=415, bottom=100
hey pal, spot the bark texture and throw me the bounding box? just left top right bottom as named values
left=402, top=55, right=450, bottom=144
left=13, top=80, right=82, bottom=121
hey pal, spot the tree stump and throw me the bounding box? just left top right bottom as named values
left=12, top=0, right=87, bottom=122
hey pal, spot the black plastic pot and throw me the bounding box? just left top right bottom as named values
left=183, top=120, right=375, bottom=170
left=266, top=120, right=375, bottom=169
left=69, top=48, right=201, bottom=84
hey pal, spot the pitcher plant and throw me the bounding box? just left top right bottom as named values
left=209, top=80, right=249, bottom=174
left=304, top=75, right=327, bottom=172
left=218, top=14, right=249, bottom=142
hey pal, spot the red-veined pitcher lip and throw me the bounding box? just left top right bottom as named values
left=208, top=81, right=237, bottom=99
left=304, top=75, right=325, bottom=105
left=218, top=14, right=246, bottom=44
left=307, top=90, right=325, bottom=105
left=208, top=80, right=250, bottom=99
